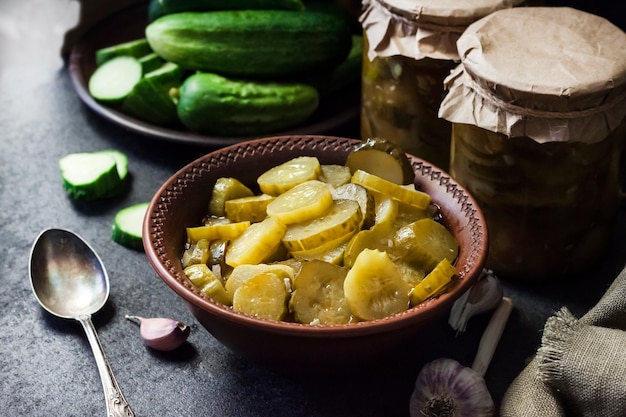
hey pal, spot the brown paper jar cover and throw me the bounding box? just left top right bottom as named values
left=439, top=7, right=626, bottom=280
left=360, top=0, right=525, bottom=170
left=439, top=7, right=626, bottom=144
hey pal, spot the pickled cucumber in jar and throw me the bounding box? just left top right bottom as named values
left=438, top=7, right=626, bottom=280
left=450, top=123, right=622, bottom=279
left=361, top=38, right=457, bottom=170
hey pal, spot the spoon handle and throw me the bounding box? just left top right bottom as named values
left=79, top=315, right=135, bottom=417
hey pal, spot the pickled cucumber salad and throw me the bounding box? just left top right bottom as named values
left=181, top=145, right=459, bottom=325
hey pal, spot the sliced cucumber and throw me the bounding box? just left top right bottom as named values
left=346, top=137, right=415, bottom=185
left=93, top=149, right=129, bottom=182
left=208, top=177, right=255, bottom=217
left=112, top=202, right=150, bottom=250
left=319, top=164, right=352, bottom=188
left=282, top=199, right=362, bottom=253
left=225, top=216, right=287, bottom=267
left=343, top=248, right=410, bottom=321
left=409, top=258, right=456, bottom=306
left=95, top=38, right=152, bottom=66
left=265, top=180, right=333, bottom=225
left=289, top=260, right=353, bottom=325
left=88, top=56, right=143, bottom=102
left=121, top=62, right=184, bottom=126
left=232, top=272, right=289, bottom=321
left=59, top=152, right=122, bottom=200
left=186, top=221, right=251, bottom=243
left=138, top=52, right=165, bottom=73
left=183, top=263, right=231, bottom=305
left=257, top=156, right=322, bottom=196
left=224, top=194, right=274, bottom=223
left=351, top=169, right=430, bottom=210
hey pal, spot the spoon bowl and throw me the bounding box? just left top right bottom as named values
left=30, top=228, right=109, bottom=319
left=29, top=228, right=134, bottom=417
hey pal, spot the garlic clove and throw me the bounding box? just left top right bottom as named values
left=409, top=358, right=495, bottom=417
left=410, top=297, right=513, bottom=417
left=448, top=269, right=502, bottom=333
left=125, top=315, right=190, bottom=351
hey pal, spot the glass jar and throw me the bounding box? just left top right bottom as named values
left=451, top=123, right=623, bottom=279
left=440, top=7, right=626, bottom=280
left=360, top=0, right=525, bottom=171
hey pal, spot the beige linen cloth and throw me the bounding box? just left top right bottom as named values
left=500, top=265, right=626, bottom=416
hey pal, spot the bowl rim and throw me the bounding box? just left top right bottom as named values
left=143, top=135, right=488, bottom=337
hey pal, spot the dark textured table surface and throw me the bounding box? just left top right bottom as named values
left=2, top=1, right=625, bottom=416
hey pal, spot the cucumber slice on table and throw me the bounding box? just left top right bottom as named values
left=59, top=152, right=121, bottom=200
left=59, top=150, right=128, bottom=200
left=93, top=149, right=128, bottom=182
left=88, top=56, right=143, bottom=102
left=112, top=202, right=150, bottom=250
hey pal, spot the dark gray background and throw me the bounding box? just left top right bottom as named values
left=1, top=1, right=624, bottom=415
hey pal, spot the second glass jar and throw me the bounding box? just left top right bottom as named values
left=360, top=0, right=526, bottom=171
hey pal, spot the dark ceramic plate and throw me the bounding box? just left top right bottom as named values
left=68, top=4, right=361, bottom=147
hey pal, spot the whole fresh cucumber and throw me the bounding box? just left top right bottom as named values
left=175, top=73, right=320, bottom=136
left=145, top=10, right=352, bottom=78
left=148, top=0, right=305, bottom=21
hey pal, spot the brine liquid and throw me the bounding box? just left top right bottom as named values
left=360, top=35, right=457, bottom=171
left=450, top=123, right=622, bottom=280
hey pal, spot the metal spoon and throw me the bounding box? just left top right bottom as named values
left=29, top=228, right=135, bottom=417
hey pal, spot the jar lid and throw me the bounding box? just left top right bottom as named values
left=361, top=0, right=524, bottom=61
left=439, top=7, right=626, bottom=144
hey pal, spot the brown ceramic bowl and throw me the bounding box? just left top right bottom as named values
left=143, top=135, right=488, bottom=374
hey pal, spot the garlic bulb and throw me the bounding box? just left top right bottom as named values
left=125, top=315, right=190, bottom=351
left=448, top=269, right=502, bottom=333
left=410, top=297, right=514, bottom=417
left=409, top=358, right=495, bottom=417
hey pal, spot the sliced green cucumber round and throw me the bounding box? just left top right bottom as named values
left=121, top=62, right=184, bottom=126
left=112, top=202, right=150, bottom=250
left=59, top=152, right=121, bottom=200
left=88, top=56, right=143, bottom=102
left=93, top=149, right=128, bottom=182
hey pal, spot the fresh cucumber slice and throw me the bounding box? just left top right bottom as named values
left=88, top=56, right=143, bottom=102
left=138, top=52, right=165, bottom=73
left=93, top=150, right=130, bottom=197
left=121, top=62, right=184, bottom=126
left=112, top=202, right=150, bottom=250
left=93, top=149, right=129, bottom=182
left=95, top=38, right=152, bottom=66
left=59, top=152, right=122, bottom=200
